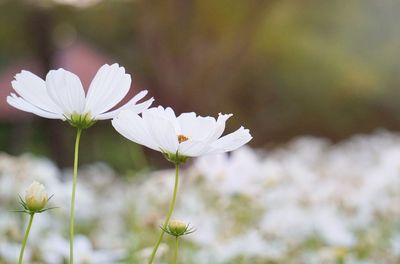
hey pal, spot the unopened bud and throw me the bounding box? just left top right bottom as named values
left=162, top=219, right=196, bottom=237
left=25, top=181, right=48, bottom=212
left=168, top=220, right=188, bottom=236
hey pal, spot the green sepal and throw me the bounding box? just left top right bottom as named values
left=162, top=150, right=189, bottom=165
left=13, top=194, right=58, bottom=214
left=66, top=112, right=96, bottom=129
left=160, top=223, right=196, bottom=238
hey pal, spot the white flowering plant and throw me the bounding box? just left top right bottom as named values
left=2, top=62, right=398, bottom=264
left=6, top=63, right=153, bottom=264
left=13, top=181, right=56, bottom=264
left=0, top=132, right=399, bottom=263
left=112, top=106, right=251, bottom=263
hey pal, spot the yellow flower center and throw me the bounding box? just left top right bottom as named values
left=178, top=134, right=189, bottom=143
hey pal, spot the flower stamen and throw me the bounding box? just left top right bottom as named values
left=177, top=134, right=189, bottom=143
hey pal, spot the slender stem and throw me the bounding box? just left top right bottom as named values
left=70, top=128, right=82, bottom=264
left=148, top=163, right=180, bottom=264
left=173, top=237, right=179, bottom=264
left=19, top=213, right=34, bottom=264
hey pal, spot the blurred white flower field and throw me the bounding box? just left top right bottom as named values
left=1, top=131, right=399, bottom=264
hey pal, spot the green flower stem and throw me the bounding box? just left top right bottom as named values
left=174, top=237, right=179, bottom=264
left=19, top=213, right=34, bottom=264
left=148, top=163, right=180, bottom=264
left=70, top=128, right=82, bottom=264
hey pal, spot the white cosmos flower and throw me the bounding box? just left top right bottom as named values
left=7, top=63, right=153, bottom=128
left=111, top=106, right=252, bottom=159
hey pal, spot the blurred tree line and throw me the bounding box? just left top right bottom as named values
left=1, top=0, right=400, bottom=170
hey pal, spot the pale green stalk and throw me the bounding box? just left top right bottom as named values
left=70, top=128, right=82, bottom=264
left=18, top=213, right=34, bottom=264
left=173, top=237, right=179, bottom=264
left=148, top=163, right=180, bottom=264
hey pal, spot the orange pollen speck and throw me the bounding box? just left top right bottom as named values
left=178, top=134, right=189, bottom=143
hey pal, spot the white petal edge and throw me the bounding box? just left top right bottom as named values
left=111, top=110, right=160, bottom=151
left=147, top=106, right=180, bottom=133
left=205, top=113, right=232, bottom=142
left=207, top=126, right=252, bottom=154
left=129, top=98, right=155, bottom=114
left=178, top=140, right=210, bottom=157
left=46, top=68, right=86, bottom=116
left=11, top=71, right=63, bottom=114
left=7, top=93, right=64, bottom=119
left=142, top=109, right=179, bottom=153
left=95, top=91, right=152, bottom=120
left=84, top=63, right=131, bottom=116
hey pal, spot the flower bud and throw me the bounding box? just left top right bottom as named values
left=25, top=181, right=48, bottom=212
left=168, top=220, right=188, bottom=236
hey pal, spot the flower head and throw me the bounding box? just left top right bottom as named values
left=111, top=106, right=252, bottom=162
left=7, top=63, right=154, bottom=129
left=24, top=181, right=49, bottom=213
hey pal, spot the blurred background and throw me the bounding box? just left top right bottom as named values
left=1, top=0, right=400, bottom=170
left=0, top=1, right=399, bottom=264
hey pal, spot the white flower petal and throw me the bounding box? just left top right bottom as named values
left=124, top=90, right=149, bottom=106
left=146, top=105, right=166, bottom=116
left=7, top=93, right=64, bottom=119
left=46, top=69, right=86, bottom=116
left=147, top=106, right=175, bottom=119
left=179, top=140, right=209, bottom=157
left=208, top=126, right=252, bottom=154
left=84, top=63, right=131, bottom=116
left=165, top=107, right=180, bottom=133
left=146, top=106, right=180, bottom=133
left=178, top=113, right=217, bottom=141
left=164, top=107, right=177, bottom=120
left=206, top=113, right=233, bottom=141
left=143, top=109, right=179, bottom=153
left=128, top=97, right=155, bottom=114
left=11, top=71, right=62, bottom=114
left=95, top=91, right=153, bottom=120
left=112, top=110, right=159, bottom=151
